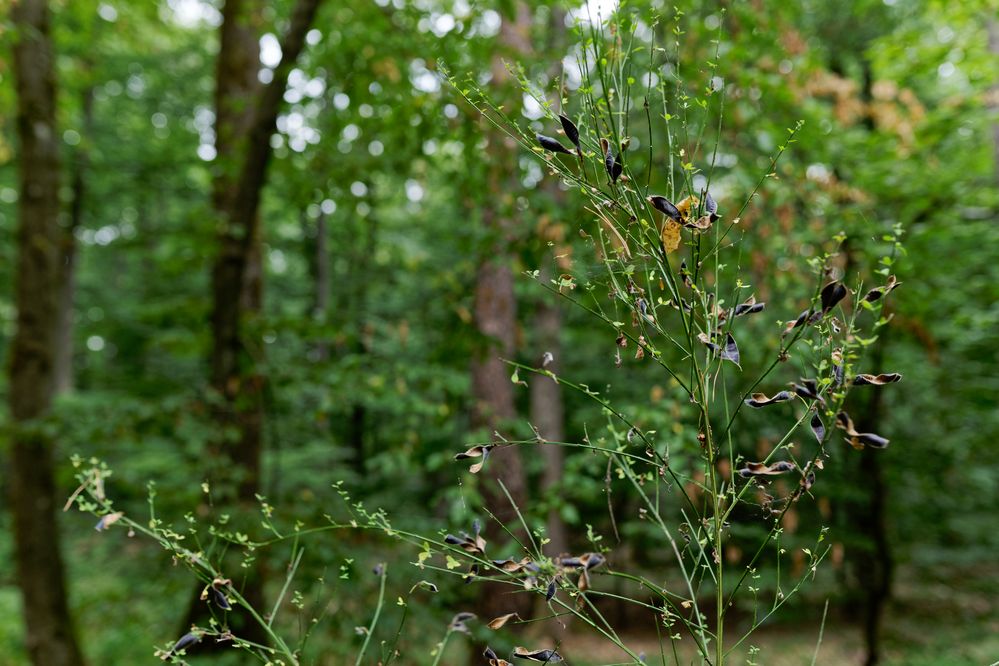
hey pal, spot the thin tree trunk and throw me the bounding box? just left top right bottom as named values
left=314, top=211, right=331, bottom=360
left=855, top=335, right=893, bottom=666
left=182, top=0, right=323, bottom=646
left=530, top=266, right=568, bottom=557
left=53, top=86, right=93, bottom=394
left=468, top=6, right=535, bottom=653
left=346, top=187, right=375, bottom=474
left=989, top=19, right=999, bottom=185
left=8, top=1, right=86, bottom=664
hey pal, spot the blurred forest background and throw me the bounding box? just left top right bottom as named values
left=1, top=0, right=997, bottom=664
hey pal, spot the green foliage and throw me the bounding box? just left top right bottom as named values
left=0, top=0, right=996, bottom=664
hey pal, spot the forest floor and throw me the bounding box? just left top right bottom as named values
left=561, top=561, right=998, bottom=665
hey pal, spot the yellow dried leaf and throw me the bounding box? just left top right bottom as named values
left=661, top=219, right=681, bottom=253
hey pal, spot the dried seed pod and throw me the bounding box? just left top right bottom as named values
left=454, top=445, right=494, bottom=474
left=601, top=138, right=623, bottom=183
left=820, top=281, right=848, bottom=313
left=449, top=612, right=477, bottom=633
left=166, top=632, right=202, bottom=659
left=737, top=460, right=796, bottom=477
left=810, top=412, right=826, bottom=442
left=852, top=372, right=902, bottom=386
left=733, top=295, right=765, bottom=317
left=558, top=114, right=580, bottom=149
left=744, top=391, right=794, bottom=408
left=835, top=411, right=890, bottom=450
left=487, top=613, right=519, bottom=630
left=513, top=646, right=563, bottom=662
left=704, top=190, right=720, bottom=221
left=536, top=133, right=572, bottom=155
left=648, top=195, right=682, bottom=222
left=862, top=275, right=900, bottom=302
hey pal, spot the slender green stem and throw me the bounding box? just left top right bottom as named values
left=355, top=564, right=387, bottom=666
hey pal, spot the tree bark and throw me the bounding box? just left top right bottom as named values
left=53, top=86, right=93, bottom=394
left=855, top=335, right=893, bottom=666
left=530, top=266, right=569, bottom=557
left=468, top=5, right=535, bottom=651
left=989, top=19, right=999, bottom=186
left=8, top=1, right=86, bottom=664
left=182, top=0, right=322, bottom=647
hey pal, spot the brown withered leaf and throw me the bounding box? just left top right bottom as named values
left=487, top=613, right=520, bottom=630
left=675, top=195, right=699, bottom=222
left=820, top=281, right=848, bottom=313
left=512, top=646, right=563, bottom=662
left=852, top=372, right=902, bottom=386
left=733, top=295, right=766, bottom=317
left=862, top=275, right=900, bottom=303
left=835, top=411, right=890, bottom=450
left=661, top=218, right=682, bottom=253
left=744, top=391, right=793, bottom=408
left=737, top=460, right=796, bottom=478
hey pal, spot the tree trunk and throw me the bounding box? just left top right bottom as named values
left=182, top=0, right=323, bottom=647
left=989, top=19, right=999, bottom=186
left=346, top=187, right=375, bottom=474
left=53, top=86, right=93, bottom=394
left=468, top=5, right=535, bottom=654
left=855, top=335, right=893, bottom=666
left=8, top=1, right=86, bottom=664
left=530, top=266, right=568, bottom=557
